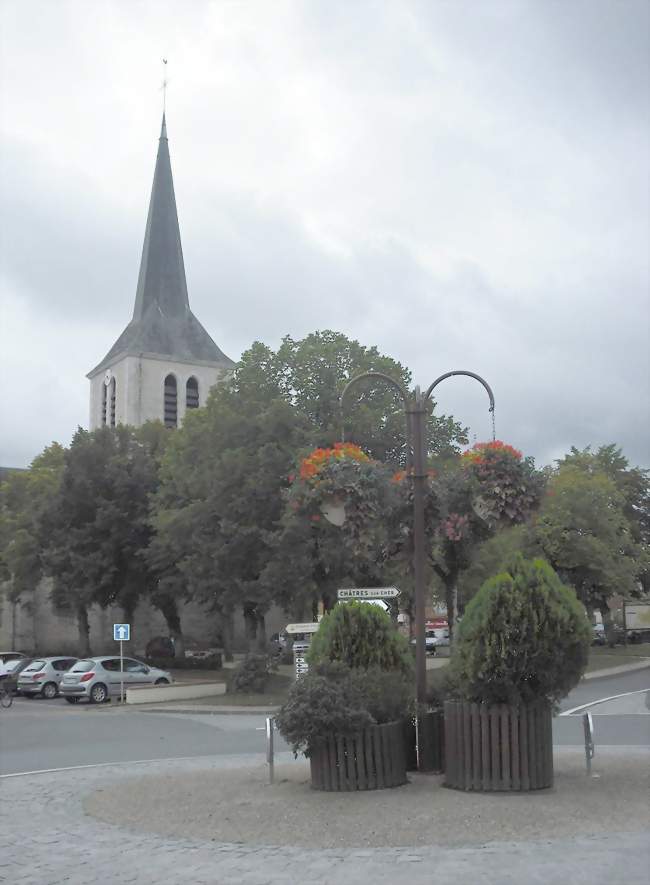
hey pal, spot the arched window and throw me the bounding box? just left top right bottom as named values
left=101, top=382, right=108, bottom=426
left=186, top=376, right=199, bottom=411
left=109, top=378, right=117, bottom=427
left=164, top=374, right=177, bottom=428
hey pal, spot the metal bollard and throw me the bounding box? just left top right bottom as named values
left=266, top=716, right=275, bottom=784
left=583, top=712, right=595, bottom=775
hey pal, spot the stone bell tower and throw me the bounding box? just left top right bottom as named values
left=87, top=114, right=234, bottom=429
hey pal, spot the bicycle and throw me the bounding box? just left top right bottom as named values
left=0, top=681, right=13, bottom=708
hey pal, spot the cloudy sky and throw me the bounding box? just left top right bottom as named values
left=1, top=0, right=648, bottom=470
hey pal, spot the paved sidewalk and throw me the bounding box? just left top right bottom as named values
left=1, top=750, right=648, bottom=885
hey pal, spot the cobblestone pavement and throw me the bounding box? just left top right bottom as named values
left=2, top=753, right=648, bottom=885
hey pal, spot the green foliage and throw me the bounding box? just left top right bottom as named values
left=457, top=525, right=535, bottom=609
left=308, top=601, right=413, bottom=676
left=37, top=426, right=164, bottom=652
left=275, top=662, right=412, bottom=756
left=451, top=555, right=591, bottom=705
left=0, top=443, right=65, bottom=604
left=229, top=653, right=277, bottom=693
left=535, top=464, right=646, bottom=611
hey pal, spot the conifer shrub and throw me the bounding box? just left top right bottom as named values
left=451, top=555, right=591, bottom=706
left=307, top=601, right=413, bottom=677
left=275, top=662, right=412, bottom=756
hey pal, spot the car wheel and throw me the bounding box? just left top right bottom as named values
left=89, top=683, right=108, bottom=704
left=65, top=696, right=80, bottom=704
left=155, top=678, right=170, bottom=685
left=41, top=682, right=58, bottom=700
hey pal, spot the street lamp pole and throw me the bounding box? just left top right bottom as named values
left=341, top=370, right=494, bottom=709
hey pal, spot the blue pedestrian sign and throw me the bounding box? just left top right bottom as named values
left=113, top=623, right=130, bottom=642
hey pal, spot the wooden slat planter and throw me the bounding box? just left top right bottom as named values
left=443, top=700, right=553, bottom=792
left=310, top=721, right=407, bottom=791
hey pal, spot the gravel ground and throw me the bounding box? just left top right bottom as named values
left=84, top=748, right=649, bottom=850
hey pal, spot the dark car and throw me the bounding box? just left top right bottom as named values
left=3, top=657, right=32, bottom=695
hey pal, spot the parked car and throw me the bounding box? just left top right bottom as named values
left=410, top=630, right=438, bottom=655
left=17, top=657, right=78, bottom=699
left=592, top=624, right=606, bottom=646
left=3, top=657, right=32, bottom=695
left=0, top=651, right=28, bottom=664
left=60, top=656, right=172, bottom=704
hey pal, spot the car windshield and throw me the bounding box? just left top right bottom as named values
left=5, top=659, right=24, bottom=673
left=25, top=660, right=46, bottom=671
left=70, top=660, right=95, bottom=673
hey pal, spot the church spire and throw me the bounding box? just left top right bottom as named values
left=88, top=115, right=233, bottom=377
left=132, top=113, right=189, bottom=321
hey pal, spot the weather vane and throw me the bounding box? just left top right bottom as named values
left=161, top=58, right=168, bottom=113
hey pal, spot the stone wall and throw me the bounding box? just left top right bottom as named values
left=0, top=578, right=287, bottom=657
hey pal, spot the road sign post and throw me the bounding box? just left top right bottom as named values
left=113, top=624, right=130, bottom=703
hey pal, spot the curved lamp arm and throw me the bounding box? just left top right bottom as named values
left=425, top=370, right=495, bottom=439
left=341, top=371, right=410, bottom=412
left=340, top=371, right=412, bottom=467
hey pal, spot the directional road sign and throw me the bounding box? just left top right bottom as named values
left=113, top=623, right=130, bottom=642
left=337, top=587, right=400, bottom=600
left=285, top=622, right=320, bottom=635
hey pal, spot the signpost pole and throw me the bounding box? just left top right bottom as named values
left=120, top=639, right=124, bottom=704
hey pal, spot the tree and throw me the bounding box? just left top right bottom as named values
left=265, top=443, right=397, bottom=619
left=236, top=331, right=468, bottom=464
left=452, top=555, right=591, bottom=705
left=149, top=385, right=311, bottom=655
left=558, top=445, right=650, bottom=593
left=0, top=444, right=65, bottom=649
left=534, top=463, right=646, bottom=639
left=39, top=425, right=164, bottom=655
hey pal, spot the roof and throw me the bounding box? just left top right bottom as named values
left=89, top=115, right=233, bottom=377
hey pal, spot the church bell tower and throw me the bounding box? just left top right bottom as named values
left=87, top=115, right=233, bottom=429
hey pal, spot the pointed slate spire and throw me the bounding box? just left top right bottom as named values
left=89, top=115, right=233, bottom=375
left=132, top=112, right=189, bottom=321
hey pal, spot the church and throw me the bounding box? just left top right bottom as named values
left=87, top=114, right=234, bottom=429
left=0, top=115, right=284, bottom=656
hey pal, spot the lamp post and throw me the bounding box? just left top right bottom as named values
left=341, top=370, right=495, bottom=706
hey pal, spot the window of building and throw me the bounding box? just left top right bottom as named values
left=102, top=382, right=107, bottom=426
left=164, top=374, right=177, bottom=428
left=186, top=376, right=199, bottom=410
left=110, top=378, right=117, bottom=427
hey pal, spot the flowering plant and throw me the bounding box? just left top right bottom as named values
left=298, top=442, right=370, bottom=481
left=460, top=441, right=544, bottom=525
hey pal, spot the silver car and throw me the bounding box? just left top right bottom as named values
left=17, top=657, right=78, bottom=699
left=60, top=656, right=172, bottom=704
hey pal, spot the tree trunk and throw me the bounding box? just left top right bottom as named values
left=444, top=573, right=458, bottom=640
left=77, top=604, right=91, bottom=657
left=221, top=608, right=234, bottom=662
left=156, top=596, right=185, bottom=658
left=121, top=603, right=136, bottom=655
left=243, top=603, right=258, bottom=650
left=11, top=600, right=17, bottom=650
left=256, top=612, right=267, bottom=652
left=600, top=599, right=616, bottom=648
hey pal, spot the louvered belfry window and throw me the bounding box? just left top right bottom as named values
left=102, top=382, right=108, bottom=426
left=186, top=376, right=199, bottom=410
left=164, top=374, right=178, bottom=428
left=110, top=378, right=117, bottom=427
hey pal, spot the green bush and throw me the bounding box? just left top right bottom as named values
left=451, top=555, right=591, bottom=705
left=275, top=662, right=412, bottom=756
left=229, top=653, right=277, bottom=693
left=307, top=601, right=413, bottom=676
